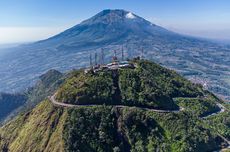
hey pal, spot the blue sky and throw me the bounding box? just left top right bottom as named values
left=0, top=0, right=230, bottom=44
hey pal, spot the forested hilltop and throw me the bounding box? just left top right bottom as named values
left=0, top=59, right=229, bottom=152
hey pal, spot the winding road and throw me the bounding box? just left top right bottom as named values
left=48, top=93, right=183, bottom=113
left=201, top=103, right=226, bottom=119
left=49, top=93, right=225, bottom=117
left=48, top=92, right=229, bottom=150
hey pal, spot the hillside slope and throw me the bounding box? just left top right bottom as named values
left=0, top=69, right=64, bottom=125
left=0, top=93, right=26, bottom=123
left=0, top=100, right=67, bottom=152
left=0, top=60, right=229, bottom=152
left=0, top=100, right=225, bottom=152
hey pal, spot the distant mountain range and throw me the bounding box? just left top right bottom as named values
left=0, top=9, right=229, bottom=100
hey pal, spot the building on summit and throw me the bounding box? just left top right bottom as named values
left=84, top=47, right=136, bottom=74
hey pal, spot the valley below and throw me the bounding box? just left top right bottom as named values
left=0, top=38, right=229, bottom=101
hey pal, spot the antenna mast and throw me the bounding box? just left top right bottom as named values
left=125, top=41, right=129, bottom=59
left=112, top=50, right=118, bottom=62
left=95, top=52, right=97, bottom=65
left=141, top=47, right=144, bottom=59
left=114, top=50, right=117, bottom=57
left=101, top=48, right=104, bottom=64
left=121, top=45, right=124, bottom=61
left=90, top=53, right=92, bottom=67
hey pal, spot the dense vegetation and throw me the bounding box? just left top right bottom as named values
left=57, top=60, right=204, bottom=110
left=203, top=103, right=230, bottom=140
left=63, top=105, right=224, bottom=152
left=0, top=59, right=229, bottom=152
left=63, top=107, right=121, bottom=152
left=57, top=70, right=116, bottom=105
left=175, top=95, right=220, bottom=117
left=1, top=100, right=224, bottom=152
left=147, top=112, right=223, bottom=152
left=118, top=60, right=203, bottom=109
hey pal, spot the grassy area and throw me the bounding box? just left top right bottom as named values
left=0, top=100, right=67, bottom=152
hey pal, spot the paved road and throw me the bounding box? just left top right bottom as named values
left=173, top=97, right=226, bottom=118
left=201, top=103, right=226, bottom=119
left=49, top=93, right=229, bottom=149
left=48, top=93, right=183, bottom=113
left=49, top=93, right=225, bottom=117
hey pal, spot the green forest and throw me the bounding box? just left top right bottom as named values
left=0, top=59, right=229, bottom=152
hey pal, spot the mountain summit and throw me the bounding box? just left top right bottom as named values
left=80, top=9, right=154, bottom=26
left=44, top=9, right=174, bottom=46
left=82, top=9, right=142, bottom=24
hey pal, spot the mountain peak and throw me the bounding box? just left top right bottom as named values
left=98, top=9, right=130, bottom=17
left=81, top=9, right=141, bottom=25
left=38, top=9, right=172, bottom=50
